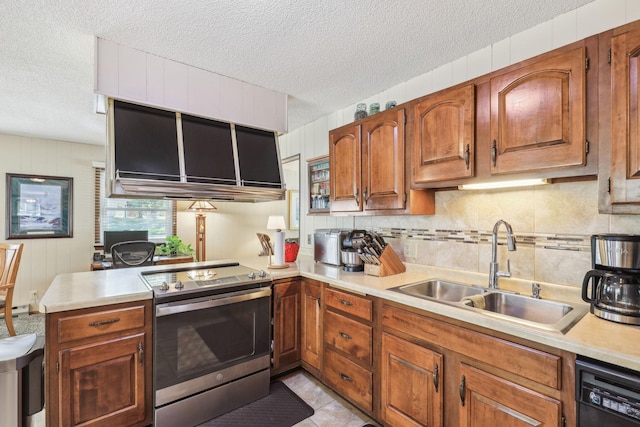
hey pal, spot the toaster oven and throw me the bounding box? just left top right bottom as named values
left=314, top=229, right=349, bottom=266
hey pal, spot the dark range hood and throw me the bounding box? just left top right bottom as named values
left=106, top=100, right=286, bottom=202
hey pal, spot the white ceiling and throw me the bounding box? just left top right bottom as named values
left=1, top=0, right=594, bottom=146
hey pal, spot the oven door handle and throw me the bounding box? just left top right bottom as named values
left=156, top=287, right=272, bottom=317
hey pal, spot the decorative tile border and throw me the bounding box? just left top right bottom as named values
left=371, top=227, right=591, bottom=252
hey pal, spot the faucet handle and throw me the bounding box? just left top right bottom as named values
left=496, top=259, right=512, bottom=278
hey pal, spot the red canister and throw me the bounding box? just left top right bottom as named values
left=285, top=241, right=300, bottom=263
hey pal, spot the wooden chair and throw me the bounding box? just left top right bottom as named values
left=0, top=243, right=24, bottom=336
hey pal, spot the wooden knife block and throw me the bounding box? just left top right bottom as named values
left=364, top=245, right=406, bottom=277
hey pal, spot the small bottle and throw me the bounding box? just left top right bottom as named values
left=354, top=103, right=368, bottom=121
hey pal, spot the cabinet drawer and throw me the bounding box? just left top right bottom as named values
left=325, top=287, right=372, bottom=321
left=382, top=304, right=561, bottom=390
left=58, top=305, right=146, bottom=344
left=324, top=348, right=373, bottom=411
left=324, top=310, right=372, bottom=366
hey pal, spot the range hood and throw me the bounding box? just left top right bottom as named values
left=106, top=99, right=286, bottom=202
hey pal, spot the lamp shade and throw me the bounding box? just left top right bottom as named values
left=187, top=200, right=217, bottom=212
left=266, top=215, right=287, bottom=231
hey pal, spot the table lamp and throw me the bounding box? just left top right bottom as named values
left=267, top=215, right=288, bottom=268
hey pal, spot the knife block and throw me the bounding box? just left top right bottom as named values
left=364, top=245, right=406, bottom=277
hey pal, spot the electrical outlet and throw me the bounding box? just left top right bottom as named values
left=404, top=240, right=418, bottom=258
left=307, top=234, right=312, bottom=245
left=30, top=290, right=38, bottom=300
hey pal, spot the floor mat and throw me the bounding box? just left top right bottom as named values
left=198, top=381, right=314, bottom=427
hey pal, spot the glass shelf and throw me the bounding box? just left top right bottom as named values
left=308, top=156, right=330, bottom=213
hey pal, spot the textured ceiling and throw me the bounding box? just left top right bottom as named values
left=0, top=0, right=594, bottom=146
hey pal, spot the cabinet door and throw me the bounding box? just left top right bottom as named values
left=362, top=108, right=406, bottom=210
left=458, top=364, right=561, bottom=427
left=490, top=47, right=586, bottom=174
left=301, top=280, right=322, bottom=371
left=330, top=124, right=362, bottom=212
left=611, top=26, right=640, bottom=204
left=58, top=333, right=147, bottom=427
left=272, top=280, right=301, bottom=371
left=380, top=333, right=443, bottom=427
left=413, top=85, right=475, bottom=183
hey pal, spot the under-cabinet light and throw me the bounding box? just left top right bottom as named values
left=458, top=178, right=549, bottom=190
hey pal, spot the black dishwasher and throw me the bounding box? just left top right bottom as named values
left=576, top=357, right=640, bottom=426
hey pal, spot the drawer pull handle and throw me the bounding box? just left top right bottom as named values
left=339, top=299, right=353, bottom=306
left=339, top=373, right=353, bottom=382
left=433, top=363, right=439, bottom=392
left=138, top=342, right=144, bottom=367
left=88, top=318, right=120, bottom=327
left=339, top=331, right=352, bottom=340
left=459, top=375, right=466, bottom=406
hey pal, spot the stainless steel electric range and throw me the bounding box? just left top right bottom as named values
left=141, top=262, right=272, bottom=427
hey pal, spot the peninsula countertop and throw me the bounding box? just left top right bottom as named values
left=40, top=255, right=640, bottom=372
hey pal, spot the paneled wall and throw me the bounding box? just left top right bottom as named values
left=0, top=134, right=103, bottom=309
left=279, top=0, right=640, bottom=288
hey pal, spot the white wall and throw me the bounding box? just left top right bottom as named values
left=0, top=134, right=104, bottom=310
left=278, top=0, right=640, bottom=287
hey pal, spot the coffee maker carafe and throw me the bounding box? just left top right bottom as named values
left=582, top=234, right=640, bottom=325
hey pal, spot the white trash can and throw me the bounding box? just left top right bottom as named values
left=0, top=333, right=45, bottom=427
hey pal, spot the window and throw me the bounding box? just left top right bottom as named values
left=95, top=168, right=176, bottom=244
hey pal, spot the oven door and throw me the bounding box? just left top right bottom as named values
left=154, top=286, right=271, bottom=407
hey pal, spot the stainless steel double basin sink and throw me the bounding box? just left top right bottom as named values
left=390, top=279, right=588, bottom=334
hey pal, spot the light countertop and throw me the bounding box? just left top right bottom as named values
left=40, top=255, right=640, bottom=372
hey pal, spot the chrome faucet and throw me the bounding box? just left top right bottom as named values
left=489, top=220, right=517, bottom=289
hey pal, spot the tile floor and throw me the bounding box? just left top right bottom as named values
left=279, top=370, right=380, bottom=427
left=28, top=369, right=380, bottom=427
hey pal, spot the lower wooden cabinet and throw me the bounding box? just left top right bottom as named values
left=380, top=332, right=443, bottom=427
left=459, top=364, right=562, bottom=427
left=381, top=301, right=575, bottom=427
left=322, top=286, right=376, bottom=416
left=272, top=278, right=302, bottom=375
left=46, top=300, right=152, bottom=427
left=301, top=279, right=323, bottom=373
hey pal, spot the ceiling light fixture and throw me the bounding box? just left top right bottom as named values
left=458, top=178, right=549, bottom=190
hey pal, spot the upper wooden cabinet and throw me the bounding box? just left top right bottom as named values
left=330, top=108, right=407, bottom=213
left=609, top=25, right=640, bottom=205
left=329, top=107, right=435, bottom=215
left=330, top=123, right=362, bottom=212
left=413, top=84, right=476, bottom=183
left=489, top=47, right=587, bottom=175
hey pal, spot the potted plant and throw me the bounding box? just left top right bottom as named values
left=155, top=236, right=196, bottom=258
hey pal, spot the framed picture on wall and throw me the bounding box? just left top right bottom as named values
left=288, top=190, right=299, bottom=230
left=6, top=173, right=73, bottom=239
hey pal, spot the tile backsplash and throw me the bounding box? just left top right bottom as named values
left=300, top=180, right=640, bottom=288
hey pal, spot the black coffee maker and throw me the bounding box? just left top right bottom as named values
left=582, top=234, right=640, bottom=325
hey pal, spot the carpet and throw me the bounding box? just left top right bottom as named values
left=198, top=381, right=314, bottom=427
left=0, top=313, right=45, bottom=339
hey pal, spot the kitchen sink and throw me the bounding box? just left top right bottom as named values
left=391, top=279, right=485, bottom=302
left=390, top=279, right=588, bottom=334
left=463, top=292, right=589, bottom=333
